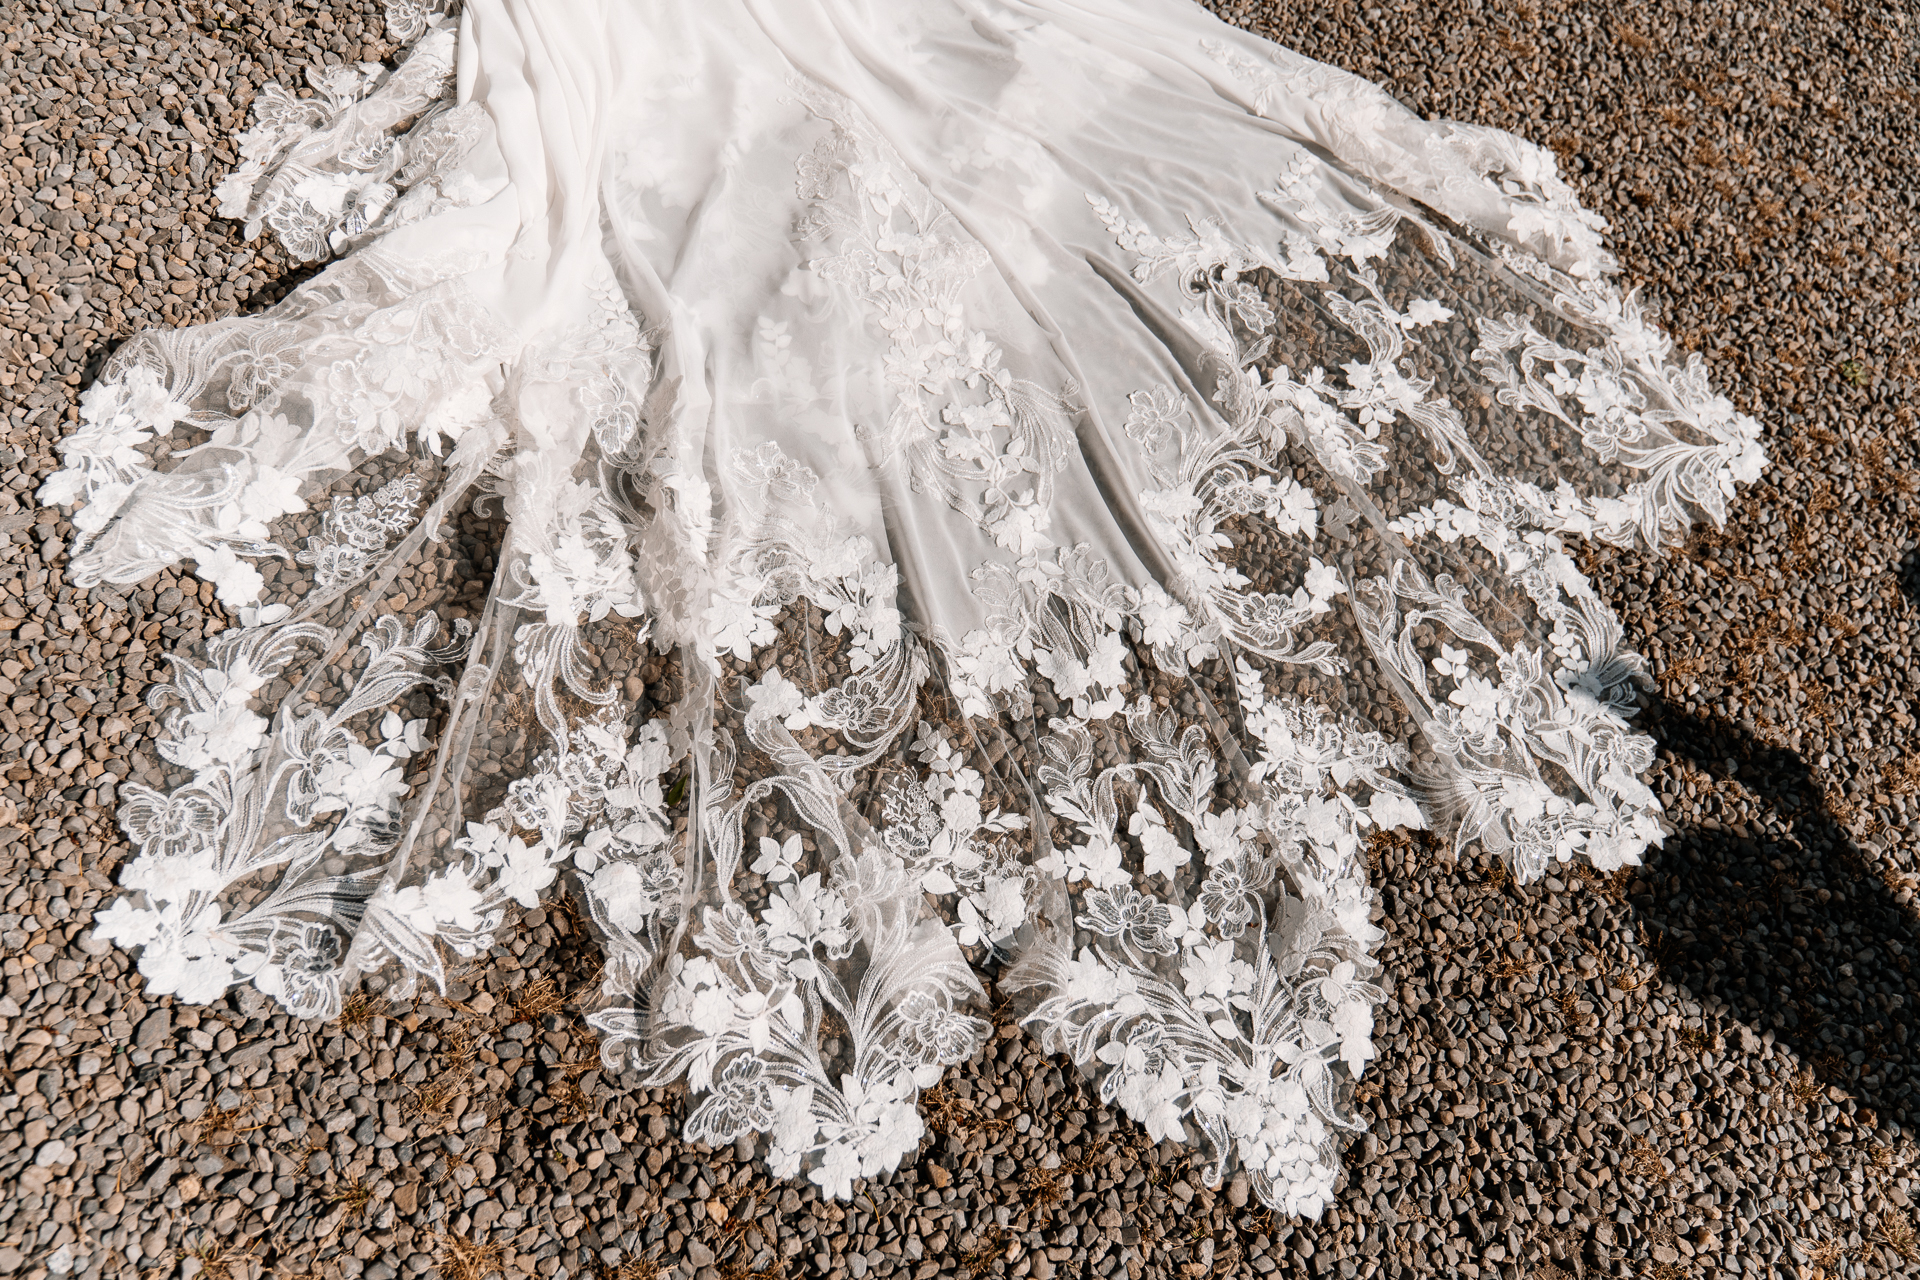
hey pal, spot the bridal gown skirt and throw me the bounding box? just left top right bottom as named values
left=53, top=0, right=1764, bottom=1214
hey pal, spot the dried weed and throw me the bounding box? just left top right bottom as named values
left=433, top=1232, right=503, bottom=1280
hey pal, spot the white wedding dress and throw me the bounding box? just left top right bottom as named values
left=53, top=0, right=1764, bottom=1215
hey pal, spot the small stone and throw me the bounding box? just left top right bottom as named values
left=134, top=1010, right=171, bottom=1051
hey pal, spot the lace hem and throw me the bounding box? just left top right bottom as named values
left=50, top=0, right=1765, bottom=1218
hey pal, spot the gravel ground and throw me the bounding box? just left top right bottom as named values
left=3, top=2, right=1919, bottom=1280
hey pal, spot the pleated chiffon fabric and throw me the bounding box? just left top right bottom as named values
left=50, top=0, right=1764, bottom=1214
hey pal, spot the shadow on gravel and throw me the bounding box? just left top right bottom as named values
left=1631, top=694, right=1920, bottom=1130
left=70, top=264, right=329, bottom=393
left=1900, top=547, right=1920, bottom=610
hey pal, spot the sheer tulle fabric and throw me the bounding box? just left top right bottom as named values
left=53, top=0, right=1763, bottom=1215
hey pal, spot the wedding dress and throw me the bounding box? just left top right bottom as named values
left=51, top=0, right=1765, bottom=1215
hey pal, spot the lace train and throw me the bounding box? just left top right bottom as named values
left=50, top=0, right=1764, bottom=1216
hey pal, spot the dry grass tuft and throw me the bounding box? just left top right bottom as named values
left=1364, top=826, right=1421, bottom=876
left=1797, top=1233, right=1851, bottom=1279
left=548, top=1073, right=596, bottom=1124
left=1820, top=610, right=1863, bottom=640
left=175, top=1234, right=252, bottom=1280
left=1613, top=22, right=1652, bottom=52
left=1860, top=438, right=1920, bottom=497
left=920, top=1083, right=1010, bottom=1138
left=191, top=1089, right=265, bottom=1149
left=1788, top=1069, right=1827, bottom=1107
left=433, top=1232, right=504, bottom=1280
left=1486, top=955, right=1537, bottom=982
left=718, top=1263, right=785, bottom=1280
left=1886, top=752, right=1920, bottom=798
left=1624, top=1142, right=1670, bottom=1183
left=444, top=1024, right=477, bottom=1069
left=513, top=975, right=565, bottom=1024
left=326, top=1183, right=374, bottom=1216
left=1611, top=965, right=1650, bottom=994
left=957, top=1226, right=1010, bottom=1278
left=411, top=1073, right=464, bottom=1120
left=604, top=1258, right=665, bottom=1280
left=1877, top=1210, right=1920, bottom=1263
left=1566, top=861, right=1631, bottom=903
left=335, top=990, right=386, bottom=1029
left=1021, top=1164, right=1067, bottom=1209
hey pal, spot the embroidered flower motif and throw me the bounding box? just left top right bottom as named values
left=1192, top=809, right=1248, bottom=864
left=1109, top=1059, right=1190, bottom=1145
left=590, top=848, right=681, bottom=930
left=134, top=903, right=242, bottom=1004
left=1402, top=298, right=1455, bottom=327
left=1076, top=886, right=1181, bottom=955
left=1447, top=675, right=1510, bottom=738
left=684, top=1055, right=777, bottom=1145
left=1269, top=477, right=1319, bottom=538
left=707, top=578, right=779, bottom=664
left=764, top=873, right=856, bottom=959
left=460, top=823, right=559, bottom=909
left=896, top=992, right=990, bottom=1071
left=747, top=668, right=816, bottom=732
left=750, top=833, right=804, bottom=884
left=193, top=545, right=266, bottom=608
left=1095, top=1022, right=1171, bottom=1079
left=1299, top=558, right=1345, bottom=613
left=374, top=864, right=486, bottom=938
left=1061, top=947, right=1123, bottom=1004
left=813, top=676, right=889, bottom=737
left=1036, top=834, right=1128, bottom=890
left=1180, top=939, right=1252, bottom=1003
left=696, top=902, right=775, bottom=965
left=310, top=745, right=409, bottom=818
left=954, top=876, right=1028, bottom=947
left=118, top=786, right=222, bottom=859
left=1431, top=644, right=1473, bottom=681
left=1195, top=863, right=1257, bottom=938
left=92, top=898, right=163, bottom=949
left=1129, top=802, right=1190, bottom=881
